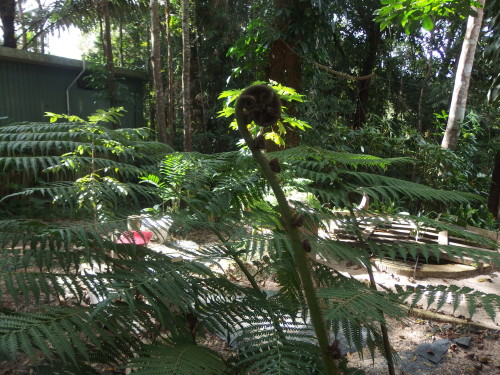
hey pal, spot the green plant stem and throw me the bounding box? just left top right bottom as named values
left=236, top=123, right=338, bottom=375
left=170, top=198, right=289, bottom=343
left=364, top=261, right=396, bottom=375
left=212, top=229, right=263, bottom=293
left=349, top=208, right=395, bottom=375
left=211, top=230, right=290, bottom=344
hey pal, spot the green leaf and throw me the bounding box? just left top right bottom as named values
left=422, top=15, right=435, bottom=30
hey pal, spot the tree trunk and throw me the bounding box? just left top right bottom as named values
left=118, top=21, right=124, bottom=67
left=267, top=0, right=304, bottom=149
left=0, top=0, right=17, bottom=48
left=17, top=0, right=27, bottom=48
left=165, top=0, right=175, bottom=148
left=487, top=150, right=500, bottom=219
left=181, top=0, right=192, bottom=151
left=352, top=19, right=381, bottom=129
left=96, top=0, right=117, bottom=114
left=150, top=0, right=167, bottom=144
left=268, top=39, right=302, bottom=91
left=441, top=0, right=485, bottom=151
left=35, top=0, right=45, bottom=53
left=417, top=30, right=435, bottom=133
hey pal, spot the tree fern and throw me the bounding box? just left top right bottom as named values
left=0, top=98, right=498, bottom=375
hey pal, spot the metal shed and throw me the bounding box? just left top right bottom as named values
left=0, top=47, right=146, bottom=127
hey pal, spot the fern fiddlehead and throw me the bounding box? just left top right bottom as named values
left=235, top=85, right=338, bottom=375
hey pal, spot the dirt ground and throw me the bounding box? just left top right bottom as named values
left=335, top=263, right=500, bottom=374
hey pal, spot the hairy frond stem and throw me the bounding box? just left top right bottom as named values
left=235, top=84, right=338, bottom=375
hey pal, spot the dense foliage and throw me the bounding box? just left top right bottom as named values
left=0, top=95, right=498, bottom=374
left=0, top=0, right=499, bottom=373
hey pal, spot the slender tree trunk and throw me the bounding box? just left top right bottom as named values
left=17, top=0, right=27, bottom=48
left=488, top=150, right=500, bottom=219
left=118, top=21, right=124, bottom=67
left=35, top=0, right=45, bottom=53
left=96, top=0, right=117, bottom=113
left=103, top=0, right=116, bottom=108
left=165, top=0, right=175, bottom=148
left=0, top=0, right=17, bottom=48
left=181, top=0, right=192, bottom=151
left=417, top=30, right=435, bottom=133
left=441, top=0, right=485, bottom=151
left=352, top=20, right=380, bottom=129
left=150, top=0, right=167, bottom=144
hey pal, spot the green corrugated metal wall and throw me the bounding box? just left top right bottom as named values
left=0, top=47, right=145, bottom=127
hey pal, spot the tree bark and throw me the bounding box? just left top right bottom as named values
left=96, top=0, right=117, bottom=115
left=441, top=0, right=485, bottom=151
left=417, top=30, right=435, bottom=133
left=487, top=150, right=500, bottom=219
left=17, top=0, right=27, bottom=48
left=35, top=0, right=45, bottom=53
left=0, top=0, right=17, bottom=48
left=150, top=0, right=167, bottom=144
left=181, top=0, right=192, bottom=151
left=267, top=0, right=304, bottom=149
left=165, top=0, right=175, bottom=148
left=352, top=19, right=381, bottom=129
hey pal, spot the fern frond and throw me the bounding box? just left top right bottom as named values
left=0, top=122, right=80, bottom=134
left=0, top=140, right=85, bottom=156
left=234, top=317, right=322, bottom=374
left=319, top=282, right=406, bottom=325
left=367, top=242, right=500, bottom=269
left=277, top=145, right=411, bottom=168
left=34, top=361, right=102, bottom=375
left=343, top=171, right=479, bottom=204
left=393, top=284, right=500, bottom=321
left=0, top=306, right=111, bottom=363
left=128, top=342, right=228, bottom=375
left=3, top=181, right=160, bottom=211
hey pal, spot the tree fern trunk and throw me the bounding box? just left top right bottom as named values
left=441, top=0, right=485, bottom=151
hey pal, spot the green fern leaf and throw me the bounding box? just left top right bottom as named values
left=129, top=342, right=228, bottom=375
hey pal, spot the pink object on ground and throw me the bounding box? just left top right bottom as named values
left=116, top=231, right=153, bottom=245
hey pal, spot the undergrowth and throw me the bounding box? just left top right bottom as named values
left=0, top=92, right=498, bottom=374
